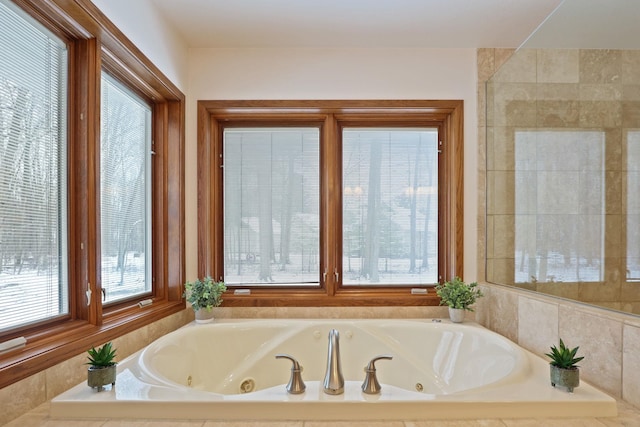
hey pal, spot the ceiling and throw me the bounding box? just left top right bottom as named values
left=149, top=0, right=563, bottom=49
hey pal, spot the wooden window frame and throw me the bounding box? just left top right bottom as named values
left=0, top=0, right=185, bottom=390
left=197, top=100, right=463, bottom=307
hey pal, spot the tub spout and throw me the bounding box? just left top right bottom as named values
left=323, top=329, right=344, bottom=395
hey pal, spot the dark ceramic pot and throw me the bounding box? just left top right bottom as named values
left=87, top=364, right=117, bottom=391
left=550, top=365, right=579, bottom=393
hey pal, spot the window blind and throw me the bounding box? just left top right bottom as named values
left=0, top=0, right=68, bottom=331
left=100, top=73, right=152, bottom=304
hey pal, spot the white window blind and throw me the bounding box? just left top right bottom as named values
left=223, top=128, right=320, bottom=286
left=0, top=0, right=68, bottom=331
left=100, top=73, right=152, bottom=303
left=342, top=128, right=438, bottom=286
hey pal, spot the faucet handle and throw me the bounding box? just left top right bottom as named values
left=361, top=354, right=393, bottom=395
left=275, top=353, right=306, bottom=394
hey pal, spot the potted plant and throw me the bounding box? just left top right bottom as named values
left=183, top=276, right=227, bottom=323
left=546, top=338, right=584, bottom=393
left=435, top=277, right=483, bottom=322
left=86, top=342, right=117, bottom=391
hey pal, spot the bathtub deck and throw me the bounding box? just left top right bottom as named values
left=49, top=319, right=618, bottom=421
left=51, top=378, right=616, bottom=421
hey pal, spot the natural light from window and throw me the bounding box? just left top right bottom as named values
left=0, top=0, right=68, bottom=331
left=100, top=73, right=152, bottom=303
left=342, top=128, right=439, bottom=286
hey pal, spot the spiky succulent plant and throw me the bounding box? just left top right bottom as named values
left=86, top=342, right=117, bottom=367
left=546, top=339, right=584, bottom=369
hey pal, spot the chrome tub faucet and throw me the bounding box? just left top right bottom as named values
left=323, top=328, right=344, bottom=394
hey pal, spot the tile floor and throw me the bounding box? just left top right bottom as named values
left=5, top=399, right=640, bottom=427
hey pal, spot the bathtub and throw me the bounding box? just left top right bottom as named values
left=51, top=319, right=617, bottom=421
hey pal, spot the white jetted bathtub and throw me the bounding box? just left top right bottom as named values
left=51, top=319, right=617, bottom=420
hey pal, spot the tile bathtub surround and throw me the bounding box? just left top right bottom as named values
left=475, top=282, right=640, bottom=409
left=0, top=309, right=193, bottom=427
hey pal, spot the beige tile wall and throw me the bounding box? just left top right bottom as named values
left=0, top=309, right=194, bottom=426
left=478, top=48, right=640, bottom=410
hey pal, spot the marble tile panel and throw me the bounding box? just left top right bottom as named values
left=517, top=296, right=558, bottom=356
left=478, top=84, right=487, bottom=126
left=558, top=305, right=623, bottom=397
left=481, top=285, right=519, bottom=343
left=579, top=278, right=621, bottom=304
left=114, top=422, right=194, bottom=427
left=0, top=371, right=46, bottom=427
left=487, top=171, right=515, bottom=215
left=537, top=100, right=580, bottom=127
left=147, top=310, right=191, bottom=341
left=406, top=420, right=507, bottom=427
left=486, top=215, right=494, bottom=258
left=537, top=83, right=579, bottom=101
left=580, top=50, right=622, bottom=84
left=579, top=84, right=623, bottom=102
left=622, top=50, right=640, bottom=85
left=45, top=352, right=86, bottom=400
left=306, top=422, right=404, bottom=427
left=622, top=84, right=640, bottom=101
left=599, top=399, right=640, bottom=426
left=579, top=101, right=622, bottom=128
left=604, top=128, right=622, bottom=171
left=112, top=326, right=150, bottom=361
left=537, top=49, right=580, bottom=84
left=505, top=100, right=537, bottom=127
left=493, top=215, right=515, bottom=259
left=622, top=323, right=640, bottom=408
left=622, top=101, right=640, bottom=128
left=492, top=49, right=536, bottom=83
left=493, top=83, right=537, bottom=127
left=494, top=48, right=516, bottom=72
left=485, top=81, right=496, bottom=127
left=491, top=127, right=515, bottom=171
left=487, top=258, right=516, bottom=287
left=502, top=418, right=608, bottom=426
left=605, top=171, right=623, bottom=215
left=620, top=282, right=640, bottom=308
left=536, top=281, right=580, bottom=301
left=477, top=48, right=496, bottom=82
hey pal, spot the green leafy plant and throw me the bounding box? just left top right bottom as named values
left=435, top=277, right=483, bottom=311
left=546, top=339, right=584, bottom=370
left=183, top=276, right=227, bottom=311
left=86, top=342, right=117, bottom=367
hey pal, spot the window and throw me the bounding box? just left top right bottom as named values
left=0, top=0, right=185, bottom=390
left=223, top=128, right=320, bottom=286
left=0, top=0, right=68, bottom=331
left=342, top=128, right=439, bottom=286
left=100, top=73, right=152, bottom=303
left=198, top=101, right=463, bottom=306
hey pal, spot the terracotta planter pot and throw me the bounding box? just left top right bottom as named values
left=87, top=364, right=117, bottom=391
left=550, top=365, right=580, bottom=392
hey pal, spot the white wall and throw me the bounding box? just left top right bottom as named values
left=186, top=47, right=479, bottom=281
left=91, top=0, right=188, bottom=92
